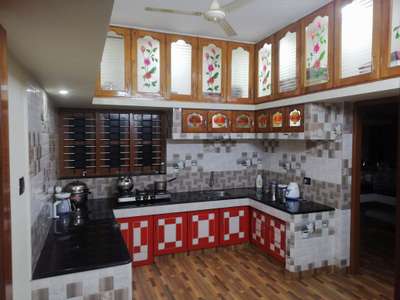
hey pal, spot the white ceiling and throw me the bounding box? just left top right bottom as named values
left=111, top=0, right=331, bottom=43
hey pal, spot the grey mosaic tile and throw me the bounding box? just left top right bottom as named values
left=67, top=282, right=83, bottom=298
left=32, top=288, right=49, bottom=300
left=99, top=276, right=114, bottom=292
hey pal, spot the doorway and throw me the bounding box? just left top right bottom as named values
left=351, top=99, right=400, bottom=299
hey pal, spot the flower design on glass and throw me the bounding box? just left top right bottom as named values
left=257, top=114, right=268, bottom=129
left=204, top=46, right=221, bottom=92
left=140, top=38, right=158, bottom=88
left=394, top=25, right=400, bottom=40
left=187, top=113, right=204, bottom=129
left=272, top=112, right=283, bottom=128
left=259, top=44, right=272, bottom=94
left=289, top=109, right=301, bottom=127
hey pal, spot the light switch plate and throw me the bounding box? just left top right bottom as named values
left=19, top=177, right=25, bottom=195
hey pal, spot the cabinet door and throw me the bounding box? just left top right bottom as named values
left=96, top=27, right=131, bottom=97
left=219, top=206, right=249, bottom=246
left=381, top=0, right=400, bottom=77
left=207, top=110, right=232, bottom=133
left=276, top=22, right=301, bottom=98
left=116, top=218, right=131, bottom=253
left=188, top=210, right=219, bottom=250
left=267, top=216, right=286, bottom=263
left=130, top=216, right=154, bottom=266
left=255, top=110, right=270, bottom=133
left=286, top=105, right=304, bottom=132
left=334, top=0, right=381, bottom=87
left=198, top=38, right=227, bottom=102
left=250, top=209, right=268, bottom=250
left=182, top=109, right=208, bottom=133
left=132, top=30, right=165, bottom=97
left=255, top=36, right=275, bottom=103
left=270, top=107, right=286, bottom=132
left=227, top=42, right=254, bottom=104
left=166, top=35, right=198, bottom=101
left=301, top=3, right=334, bottom=93
left=231, top=111, right=255, bottom=133
left=154, top=213, right=187, bottom=255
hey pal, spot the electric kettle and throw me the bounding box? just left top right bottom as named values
left=285, top=182, right=300, bottom=200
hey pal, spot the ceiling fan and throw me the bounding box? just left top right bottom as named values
left=145, top=0, right=253, bottom=37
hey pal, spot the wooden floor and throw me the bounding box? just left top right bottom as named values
left=132, top=245, right=394, bottom=300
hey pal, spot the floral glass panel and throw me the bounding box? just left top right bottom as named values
left=390, top=0, right=400, bottom=66
left=231, top=47, right=249, bottom=98
left=235, top=114, right=251, bottom=129
left=171, top=40, right=192, bottom=95
left=100, top=31, right=125, bottom=91
left=279, top=31, right=297, bottom=93
left=137, top=36, right=161, bottom=93
left=305, top=16, right=329, bottom=86
left=202, top=44, right=222, bottom=95
left=211, top=113, right=228, bottom=129
left=341, top=0, right=373, bottom=78
left=257, top=113, right=268, bottom=129
left=272, top=112, right=283, bottom=128
left=289, top=109, right=302, bottom=127
left=258, top=43, right=272, bottom=97
left=186, top=112, right=204, bottom=129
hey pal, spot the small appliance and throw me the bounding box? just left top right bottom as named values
left=53, top=186, right=71, bottom=218
left=63, top=181, right=90, bottom=226
left=285, top=182, right=300, bottom=200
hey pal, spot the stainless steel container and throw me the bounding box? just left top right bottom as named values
left=117, top=176, right=134, bottom=194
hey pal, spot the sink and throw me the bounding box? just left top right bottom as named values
left=203, top=190, right=229, bottom=199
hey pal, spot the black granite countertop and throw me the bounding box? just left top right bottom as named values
left=32, top=199, right=131, bottom=280
left=115, top=188, right=335, bottom=215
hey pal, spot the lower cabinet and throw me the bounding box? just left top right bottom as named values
left=250, top=209, right=268, bottom=250
left=267, top=216, right=286, bottom=263
left=188, top=209, right=219, bottom=250
left=154, top=213, right=188, bottom=255
left=219, top=206, right=249, bottom=246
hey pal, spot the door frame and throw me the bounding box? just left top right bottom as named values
left=0, top=24, right=12, bottom=300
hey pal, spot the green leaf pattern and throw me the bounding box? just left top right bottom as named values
left=204, top=45, right=221, bottom=93
left=306, top=16, right=328, bottom=83
left=139, top=37, right=159, bottom=89
left=258, top=44, right=272, bottom=95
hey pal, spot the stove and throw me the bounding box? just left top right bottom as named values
left=117, top=189, right=171, bottom=206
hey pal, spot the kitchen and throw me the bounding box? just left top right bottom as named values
left=0, top=0, right=399, bottom=299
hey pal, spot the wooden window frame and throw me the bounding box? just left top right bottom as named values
left=197, top=38, right=227, bottom=103
left=181, top=109, right=208, bottom=133
left=255, top=35, right=276, bottom=104
left=334, top=0, right=382, bottom=87
left=166, top=35, right=198, bottom=101
left=131, top=29, right=166, bottom=98
left=95, top=26, right=132, bottom=97
left=275, top=22, right=302, bottom=99
left=301, top=3, right=335, bottom=94
left=226, top=42, right=255, bottom=104
left=231, top=111, right=255, bottom=133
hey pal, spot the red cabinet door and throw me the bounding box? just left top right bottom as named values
left=130, top=216, right=154, bottom=266
left=267, top=216, right=286, bottom=263
left=188, top=209, right=219, bottom=250
left=219, top=206, right=249, bottom=246
left=250, top=209, right=268, bottom=250
left=117, top=218, right=131, bottom=253
left=154, top=213, right=187, bottom=255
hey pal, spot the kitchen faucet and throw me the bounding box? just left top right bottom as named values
left=209, top=171, right=214, bottom=188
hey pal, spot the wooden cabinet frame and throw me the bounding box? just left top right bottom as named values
left=255, top=35, right=276, bottom=104
left=226, top=42, right=254, bottom=104
left=231, top=111, right=255, bottom=133
left=300, top=3, right=335, bottom=93
left=95, top=26, right=132, bottom=97
left=166, top=35, right=198, bottom=101
left=275, top=22, right=302, bottom=99
left=334, top=0, right=382, bottom=87
left=131, top=30, right=166, bottom=98
left=197, top=38, right=227, bottom=102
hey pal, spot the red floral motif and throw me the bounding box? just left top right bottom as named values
left=204, top=45, right=221, bottom=93
left=139, top=37, right=159, bottom=89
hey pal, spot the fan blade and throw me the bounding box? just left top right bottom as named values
left=145, top=7, right=203, bottom=17
left=221, top=0, right=253, bottom=13
left=217, top=19, right=237, bottom=36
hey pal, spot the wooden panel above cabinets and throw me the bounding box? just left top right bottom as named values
left=301, top=3, right=334, bottom=93
left=255, top=110, right=270, bottom=133
left=231, top=111, right=255, bottom=133
left=166, top=35, right=198, bottom=101
left=270, top=107, right=286, bottom=132
left=198, top=38, right=227, bottom=102
left=226, top=42, right=254, bottom=104
left=276, top=22, right=301, bottom=99
left=95, top=26, right=131, bottom=97
left=182, top=109, right=208, bottom=133
left=255, top=36, right=275, bottom=104
left=334, top=0, right=381, bottom=87
left=207, top=110, right=231, bottom=133
left=131, top=30, right=166, bottom=98
left=286, top=104, right=305, bottom=132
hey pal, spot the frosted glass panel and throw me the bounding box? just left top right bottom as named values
left=231, top=47, right=249, bottom=98
left=258, top=43, right=272, bottom=97
left=390, top=0, right=400, bottom=66
left=279, top=31, right=297, bottom=93
left=305, top=16, right=329, bottom=86
left=202, top=44, right=222, bottom=95
left=100, top=31, right=125, bottom=91
left=137, top=36, right=161, bottom=93
left=171, top=40, right=192, bottom=95
left=341, top=0, right=373, bottom=78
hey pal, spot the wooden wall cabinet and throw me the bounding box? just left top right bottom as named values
left=270, top=107, right=287, bottom=132
left=255, top=110, right=270, bottom=133
left=276, top=22, right=301, bottom=99
left=182, top=109, right=208, bottom=133
left=166, top=35, right=198, bottom=101
left=226, top=42, right=254, bottom=104
left=286, top=104, right=305, bottom=132
left=381, top=0, right=400, bottom=77
left=231, top=111, right=255, bottom=133
left=334, top=0, right=381, bottom=87
left=198, top=38, right=227, bottom=102
left=207, top=110, right=232, bottom=133
left=132, top=30, right=166, bottom=98
left=301, top=3, right=334, bottom=93
left=95, top=26, right=131, bottom=97
left=255, top=36, right=275, bottom=103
